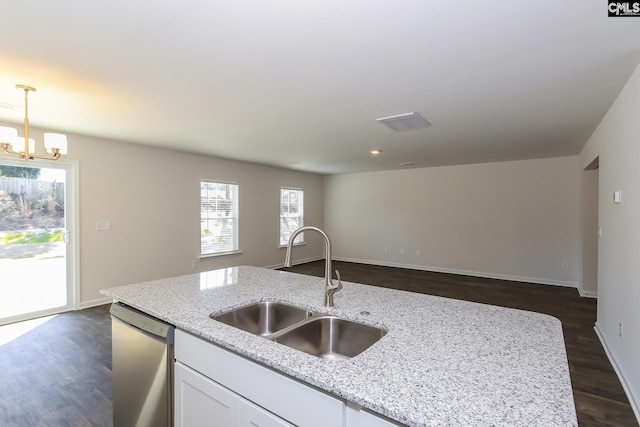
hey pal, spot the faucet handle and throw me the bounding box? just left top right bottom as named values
left=326, top=269, right=343, bottom=307
left=332, top=269, right=343, bottom=291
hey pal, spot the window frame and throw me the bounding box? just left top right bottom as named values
left=279, top=187, right=305, bottom=247
left=200, top=180, right=240, bottom=257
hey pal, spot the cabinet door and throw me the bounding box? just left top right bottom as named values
left=175, top=362, right=238, bottom=426
left=176, top=361, right=294, bottom=427
left=238, top=399, right=294, bottom=427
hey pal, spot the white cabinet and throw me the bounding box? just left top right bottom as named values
left=345, top=402, right=404, bottom=427
left=358, top=410, right=403, bottom=427
left=175, top=330, right=403, bottom=427
left=238, top=399, right=294, bottom=427
left=175, top=362, right=236, bottom=426
left=175, top=361, right=293, bottom=427
left=175, top=330, right=343, bottom=427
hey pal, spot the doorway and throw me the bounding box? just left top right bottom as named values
left=581, top=157, right=599, bottom=297
left=0, top=159, right=77, bottom=325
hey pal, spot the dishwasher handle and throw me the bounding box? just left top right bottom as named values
left=110, top=302, right=175, bottom=344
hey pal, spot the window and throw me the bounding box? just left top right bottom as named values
left=280, top=187, right=304, bottom=246
left=201, top=181, right=239, bottom=256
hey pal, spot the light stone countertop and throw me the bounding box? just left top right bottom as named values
left=101, top=265, right=577, bottom=427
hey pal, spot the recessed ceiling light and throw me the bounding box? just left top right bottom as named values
left=376, top=112, right=431, bottom=132
left=400, top=162, right=415, bottom=166
left=370, top=150, right=381, bottom=155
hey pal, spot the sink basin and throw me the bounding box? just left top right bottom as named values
left=212, top=302, right=387, bottom=359
left=273, top=316, right=387, bottom=360
left=211, top=302, right=312, bottom=337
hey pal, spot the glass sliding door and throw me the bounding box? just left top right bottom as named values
left=0, top=159, right=76, bottom=325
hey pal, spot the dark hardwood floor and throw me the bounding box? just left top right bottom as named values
left=0, top=261, right=637, bottom=426
left=0, top=305, right=112, bottom=427
left=282, top=261, right=639, bottom=427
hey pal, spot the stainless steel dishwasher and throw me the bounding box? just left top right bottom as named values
left=110, top=302, right=175, bottom=427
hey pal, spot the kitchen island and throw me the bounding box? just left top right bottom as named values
left=101, top=265, right=577, bottom=426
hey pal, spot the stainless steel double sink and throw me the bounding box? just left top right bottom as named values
left=210, top=301, right=387, bottom=360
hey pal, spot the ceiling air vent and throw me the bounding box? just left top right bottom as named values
left=376, top=112, right=430, bottom=132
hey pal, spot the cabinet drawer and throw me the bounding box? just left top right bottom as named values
left=176, top=330, right=344, bottom=427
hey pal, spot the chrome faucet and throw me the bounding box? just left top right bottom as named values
left=284, top=226, right=343, bottom=307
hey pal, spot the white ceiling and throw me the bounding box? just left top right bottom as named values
left=1, top=1, right=639, bottom=175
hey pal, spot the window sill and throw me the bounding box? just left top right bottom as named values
left=200, top=250, right=243, bottom=260
left=278, top=243, right=306, bottom=249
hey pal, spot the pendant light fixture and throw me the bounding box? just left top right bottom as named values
left=0, top=84, right=68, bottom=160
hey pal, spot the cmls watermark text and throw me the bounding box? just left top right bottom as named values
left=608, top=1, right=640, bottom=16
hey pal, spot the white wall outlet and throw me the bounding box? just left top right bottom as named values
left=400, top=248, right=405, bottom=255
left=416, top=249, right=421, bottom=256
left=619, top=322, right=623, bottom=339
left=96, top=220, right=111, bottom=231
left=191, top=260, right=198, bottom=270
left=384, top=247, right=389, bottom=254
left=562, top=261, right=569, bottom=269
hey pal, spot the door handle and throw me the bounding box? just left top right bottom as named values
left=63, top=231, right=71, bottom=243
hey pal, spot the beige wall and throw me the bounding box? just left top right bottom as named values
left=324, top=156, right=581, bottom=286
left=580, top=62, right=640, bottom=419
left=2, top=128, right=325, bottom=306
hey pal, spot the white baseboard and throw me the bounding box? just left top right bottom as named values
left=594, top=322, right=640, bottom=424
left=264, top=256, right=323, bottom=270
left=332, top=256, right=579, bottom=289
left=78, top=297, right=112, bottom=310
left=578, top=288, right=598, bottom=298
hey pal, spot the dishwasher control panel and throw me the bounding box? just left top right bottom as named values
left=110, top=302, right=175, bottom=342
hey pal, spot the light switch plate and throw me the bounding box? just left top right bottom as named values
left=96, top=220, right=111, bottom=231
